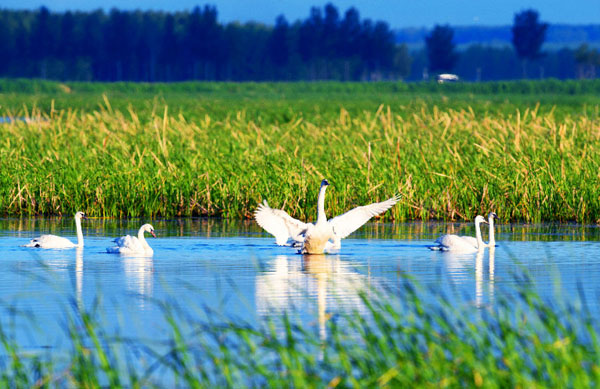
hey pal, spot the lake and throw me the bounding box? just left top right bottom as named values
left=0, top=217, right=599, bottom=353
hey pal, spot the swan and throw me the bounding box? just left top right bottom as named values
left=429, top=215, right=488, bottom=252
left=254, top=179, right=400, bottom=254
left=486, top=212, right=498, bottom=247
left=24, top=211, right=87, bottom=249
left=106, top=224, right=156, bottom=255
left=460, top=211, right=498, bottom=248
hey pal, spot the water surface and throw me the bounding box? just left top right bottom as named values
left=1, top=218, right=599, bottom=350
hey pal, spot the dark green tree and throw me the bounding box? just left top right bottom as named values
left=425, top=25, right=457, bottom=74
left=511, top=9, right=548, bottom=77
left=268, top=15, right=290, bottom=73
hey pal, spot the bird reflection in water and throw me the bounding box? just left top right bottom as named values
left=121, top=254, right=154, bottom=308
left=444, top=248, right=496, bottom=308
left=75, top=247, right=83, bottom=311
left=255, top=254, right=368, bottom=346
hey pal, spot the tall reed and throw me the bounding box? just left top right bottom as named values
left=1, top=82, right=599, bottom=222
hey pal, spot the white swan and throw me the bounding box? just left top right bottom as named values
left=254, top=179, right=400, bottom=254
left=486, top=212, right=498, bottom=247
left=460, top=211, right=498, bottom=248
left=106, top=224, right=156, bottom=255
left=24, top=211, right=87, bottom=249
left=429, top=215, right=488, bottom=252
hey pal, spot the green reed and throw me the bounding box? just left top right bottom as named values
left=0, top=80, right=599, bottom=221
left=0, top=271, right=599, bottom=387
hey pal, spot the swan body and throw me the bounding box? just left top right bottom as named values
left=429, top=215, right=488, bottom=252
left=24, top=212, right=87, bottom=249
left=107, top=224, right=156, bottom=255
left=254, top=179, right=400, bottom=254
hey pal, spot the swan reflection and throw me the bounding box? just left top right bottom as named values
left=443, top=248, right=496, bottom=308
left=255, top=254, right=370, bottom=340
left=75, top=247, right=83, bottom=310
left=122, top=255, right=154, bottom=307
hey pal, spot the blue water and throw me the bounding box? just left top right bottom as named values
left=1, top=218, right=599, bottom=352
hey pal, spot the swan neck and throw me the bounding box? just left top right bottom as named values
left=317, top=185, right=328, bottom=224
left=75, top=217, right=84, bottom=247
left=475, top=220, right=484, bottom=249
left=488, top=217, right=495, bottom=246
left=138, top=227, right=147, bottom=243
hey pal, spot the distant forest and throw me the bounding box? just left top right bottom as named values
left=0, top=5, right=595, bottom=82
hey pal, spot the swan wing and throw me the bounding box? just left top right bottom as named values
left=110, top=235, right=144, bottom=252
left=433, top=234, right=478, bottom=252
left=25, top=234, right=75, bottom=248
left=328, top=195, right=400, bottom=240
left=254, top=200, right=308, bottom=245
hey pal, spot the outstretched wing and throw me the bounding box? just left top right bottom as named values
left=328, top=195, right=400, bottom=240
left=254, top=200, right=309, bottom=245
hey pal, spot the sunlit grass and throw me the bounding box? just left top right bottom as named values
left=0, top=80, right=599, bottom=222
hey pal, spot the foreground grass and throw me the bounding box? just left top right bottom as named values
left=0, top=80, right=599, bottom=221
left=1, top=273, right=599, bottom=387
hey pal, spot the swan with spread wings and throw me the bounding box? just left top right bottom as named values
left=255, top=179, right=400, bottom=254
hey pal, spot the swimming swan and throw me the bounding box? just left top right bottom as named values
left=24, top=211, right=87, bottom=249
left=460, top=211, right=498, bottom=248
left=106, top=224, right=156, bottom=255
left=429, top=215, right=488, bottom=252
left=254, top=179, right=400, bottom=254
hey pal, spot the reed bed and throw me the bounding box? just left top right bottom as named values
left=1, top=272, right=599, bottom=387
left=1, top=82, right=599, bottom=222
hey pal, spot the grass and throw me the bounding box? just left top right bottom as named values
left=0, top=79, right=599, bottom=222
left=1, top=269, right=599, bottom=387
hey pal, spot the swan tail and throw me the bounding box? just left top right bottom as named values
left=428, top=245, right=445, bottom=251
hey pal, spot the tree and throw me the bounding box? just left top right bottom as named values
left=267, top=15, right=290, bottom=68
left=31, top=7, right=55, bottom=78
left=511, top=9, right=548, bottom=77
left=574, top=44, right=600, bottom=79
left=393, top=44, right=412, bottom=80
left=425, top=25, right=457, bottom=74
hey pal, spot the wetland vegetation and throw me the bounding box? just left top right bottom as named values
left=1, top=79, right=599, bottom=222
left=1, top=78, right=600, bottom=385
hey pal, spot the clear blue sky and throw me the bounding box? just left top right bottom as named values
left=2, top=0, right=598, bottom=28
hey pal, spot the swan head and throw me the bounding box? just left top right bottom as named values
left=142, top=224, right=157, bottom=238
left=320, top=179, right=330, bottom=187
left=75, top=211, right=87, bottom=220
left=488, top=212, right=499, bottom=221
left=474, top=215, right=488, bottom=225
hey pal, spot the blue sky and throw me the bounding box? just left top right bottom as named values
left=2, top=0, right=598, bottom=28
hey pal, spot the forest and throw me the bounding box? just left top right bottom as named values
left=0, top=4, right=596, bottom=82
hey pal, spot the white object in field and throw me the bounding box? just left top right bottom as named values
left=437, top=73, right=459, bottom=83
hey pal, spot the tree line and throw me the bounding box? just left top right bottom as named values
left=0, top=5, right=410, bottom=81
left=420, top=9, right=598, bottom=81
left=0, top=5, right=597, bottom=82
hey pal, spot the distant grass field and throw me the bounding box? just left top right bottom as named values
left=0, top=79, right=599, bottom=221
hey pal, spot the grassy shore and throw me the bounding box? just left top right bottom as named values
left=0, top=79, right=599, bottom=221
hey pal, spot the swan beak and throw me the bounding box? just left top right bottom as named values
left=82, top=214, right=88, bottom=220
left=150, top=230, right=157, bottom=238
